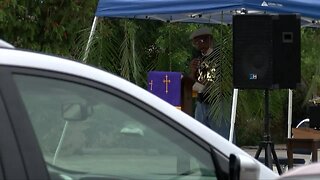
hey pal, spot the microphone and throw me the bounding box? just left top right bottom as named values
left=192, top=49, right=202, bottom=59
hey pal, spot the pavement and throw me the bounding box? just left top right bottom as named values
left=241, top=144, right=317, bottom=174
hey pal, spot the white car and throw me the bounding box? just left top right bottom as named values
left=0, top=44, right=278, bottom=180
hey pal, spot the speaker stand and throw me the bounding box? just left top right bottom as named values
left=254, top=89, right=282, bottom=174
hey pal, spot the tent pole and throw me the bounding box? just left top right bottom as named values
left=229, top=88, right=238, bottom=142
left=287, top=89, right=293, bottom=138
left=83, top=16, right=98, bottom=63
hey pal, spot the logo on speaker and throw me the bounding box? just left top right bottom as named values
left=249, top=74, right=258, bottom=80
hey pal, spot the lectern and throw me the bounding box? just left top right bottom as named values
left=181, top=75, right=194, bottom=116
left=147, top=71, right=194, bottom=116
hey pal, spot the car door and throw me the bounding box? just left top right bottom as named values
left=0, top=67, right=50, bottom=179
left=0, top=95, right=25, bottom=179
left=3, top=66, right=227, bottom=179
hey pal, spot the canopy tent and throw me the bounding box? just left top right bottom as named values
left=84, top=0, right=320, bottom=143
left=95, top=0, right=320, bottom=25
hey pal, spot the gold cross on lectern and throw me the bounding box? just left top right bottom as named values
left=163, top=75, right=171, bottom=94
left=149, top=80, right=153, bottom=91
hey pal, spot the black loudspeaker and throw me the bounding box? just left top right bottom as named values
left=233, top=14, right=301, bottom=89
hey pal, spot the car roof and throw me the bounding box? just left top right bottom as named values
left=0, top=48, right=278, bottom=179
left=0, top=39, right=14, bottom=49
left=278, top=162, right=320, bottom=179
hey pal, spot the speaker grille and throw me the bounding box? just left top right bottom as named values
left=233, top=14, right=301, bottom=89
left=233, top=15, right=274, bottom=89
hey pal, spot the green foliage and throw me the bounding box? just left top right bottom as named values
left=301, top=28, right=320, bottom=104
left=154, top=23, right=197, bottom=72
left=82, top=19, right=164, bottom=86
left=205, top=25, right=233, bottom=124
left=0, top=0, right=97, bottom=56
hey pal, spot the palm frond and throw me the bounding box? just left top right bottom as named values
left=204, top=28, right=233, bottom=124
left=118, top=20, right=141, bottom=83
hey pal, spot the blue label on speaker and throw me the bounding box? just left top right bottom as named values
left=249, top=74, right=258, bottom=80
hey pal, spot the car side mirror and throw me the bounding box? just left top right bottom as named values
left=62, top=103, right=93, bottom=121
left=229, top=154, right=259, bottom=180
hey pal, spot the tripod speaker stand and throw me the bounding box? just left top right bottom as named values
left=254, top=89, right=282, bottom=174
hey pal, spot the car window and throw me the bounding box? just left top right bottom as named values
left=13, top=74, right=217, bottom=180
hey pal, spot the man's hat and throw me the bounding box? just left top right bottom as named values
left=189, top=27, right=212, bottom=40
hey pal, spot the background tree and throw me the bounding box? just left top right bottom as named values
left=0, top=0, right=97, bottom=56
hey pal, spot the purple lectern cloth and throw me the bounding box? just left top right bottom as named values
left=147, top=71, right=182, bottom=106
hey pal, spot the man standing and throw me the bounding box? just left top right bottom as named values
left=189, top=27, right=232, bottom=140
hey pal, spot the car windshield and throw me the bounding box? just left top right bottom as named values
left=13, top=74, right=217, bottom=180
